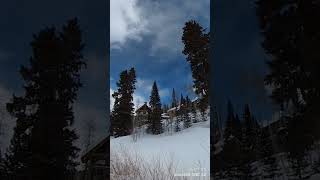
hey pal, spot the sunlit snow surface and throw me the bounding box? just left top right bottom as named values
left=111, top=119, right=210, bottom=176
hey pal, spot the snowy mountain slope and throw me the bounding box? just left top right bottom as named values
left=111, top=119, right=210, bottom=177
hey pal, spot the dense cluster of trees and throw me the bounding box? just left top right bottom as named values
left=0, top=18, right=85, bottom=180
left=257, top=0, right=320, bottom=178
left=214, top=101, right=318, bottom=179
left=213, top=0, right=320, bottom=179
left=257, top=0, right=320, bottom=146
left=110, top=71, right=204, bottom=137
left=110, top=68, right=165, bottom=136
left=213, top=101, right=265, bottom=179
left=172, top=93, right=196, bottom=133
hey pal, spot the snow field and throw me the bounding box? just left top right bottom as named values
left=111, top=119, right=210, bottom=179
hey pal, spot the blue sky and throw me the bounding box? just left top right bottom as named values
left=212, top=0, right=278, bottom=124
left=110, top=0, right=210, bottom=110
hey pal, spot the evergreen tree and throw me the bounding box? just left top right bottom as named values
left=224, top=100, right=236, bottom=140
left=183, top=106, right=191, bottom=129
left=185, top=96, right=191, bottom=110
left=148, top=81, right=162, bottom=134
left=5, top=18, right=85, bottom=180
left=198, top=98, right=208, bottom=121
left=286, top=114, right=311, bottom=179
left=221, top=133, right=243, bottom=179
left=223, top=100, right=242, bottom=141
left=212, top=106, right=222, bottom=144
left=256, top=0, right=320, bottom=162
left=221, top=101, right=246, bottom=178
left=175, top=94, right=182, bottom=132
left=180, top=94, right=185, bottom=107
left=179, top=94, right=191, bottom=128
left=182, top=20, right=209, bottom=110
left=162, top=104, right=169, bottom=113
left=185, top=96, right=192, bottom=125
left=174, top=109, right=181, bottom=132
left=4, top=97, right=33, bottom=179
left=259, top=127, right=281, bottom=179
left=234, top=114, right=242, bottom=141
left=242, top=105, right=257, bottom=157
left=171, top=88, right=177, bottom=108
left=0, top=149, right=3, bottom=179
left=191, top=102, right=197, bottom=123
left=109, top=112, right=113, bottom=136
left=112, top=68, right=136, bottom=137
left=239, top=104, right=261, bottom=178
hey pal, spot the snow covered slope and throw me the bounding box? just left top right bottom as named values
left=111, top=120, right=210, bottom=177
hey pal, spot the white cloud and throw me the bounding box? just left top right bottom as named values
left=111, top=78, right=149, bottom=111
left=110, top=87, right=146, bottom=112
left=136, top=78, right=152, bottom=92
left=110, top=0, right=210, bottom=56
left=110, top=0, right=148, bottom=49
left=133, top=93, right=146, bottom=110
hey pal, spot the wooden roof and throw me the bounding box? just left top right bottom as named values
left=136, top=103, right=151, bottom=113
left=81, top=136, right=109, bottom=163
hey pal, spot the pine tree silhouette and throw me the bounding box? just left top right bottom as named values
left=148, top=81, right=162, bottom=134
left=224, top=100, right=236, bottom=140
left=111, top=68, right=136, bottom=137
left=4, top=96, right=33, bottom=179
left=182, top=20, right=210, bottom=111
left=5, top=18, right=85, bottom=180
left=256, top=1, right=320, bottom=178
left=171, top=88, right=177, bottom=108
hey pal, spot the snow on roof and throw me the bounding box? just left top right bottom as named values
left=168, top=106, right=181, bottom=111
left=168, top=107, right=177, bottom=112
left=192, top=97, right=199, bottom=102
left=136, top=103, right=151, bottom=113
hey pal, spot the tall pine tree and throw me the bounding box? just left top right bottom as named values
left=183, top=96, right=192, bottom=128
left=4, top=96, right=33, bottom=179
left=259, top=127, right=281, bottom=179
left=256, top=0, right=320, bottom=165
left=171, top=88, right=177, bottom=108
left=234, top=114, right=242, bottom=141
left=191, top=101, right=198, bottom=123
left=236, top=104, right=261, bottom=179
left=148, top=81, right=162, bottom=134
left=224, top=100, right=236, bottom=140
left=5, top=18, right=85, bottom=180
left=111, top=68, right=136, bottom=137
left=182, top=20, right=210, bottom=112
